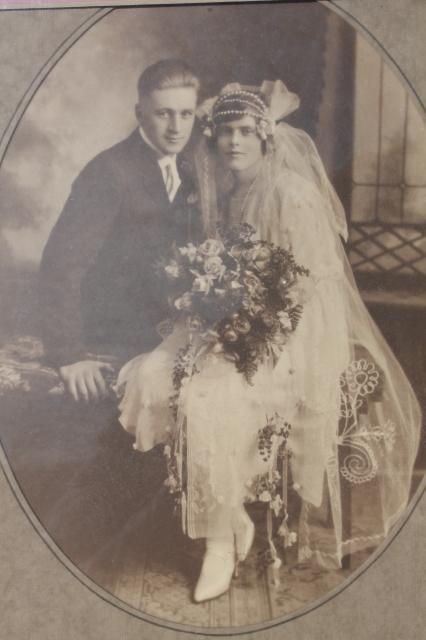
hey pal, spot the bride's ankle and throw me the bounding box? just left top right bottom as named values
left=232, top=506, right=255, bottom=562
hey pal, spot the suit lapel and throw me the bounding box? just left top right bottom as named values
left=127, top=130, right=170, bottom=208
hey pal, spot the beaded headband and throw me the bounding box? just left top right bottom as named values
left=212, top=91, right=268, bottom=129
left=197, top=81, right=300, bottom=140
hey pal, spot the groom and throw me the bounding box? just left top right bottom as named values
left=39, top=59, right=201, bottom=402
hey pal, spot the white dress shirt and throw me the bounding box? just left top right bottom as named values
left=139, top=126, right=181, bottom=202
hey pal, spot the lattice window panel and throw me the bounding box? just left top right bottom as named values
left=348, top=224, right=426, bottom=276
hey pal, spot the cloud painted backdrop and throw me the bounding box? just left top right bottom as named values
left=0, top=2, right=352, bottom=335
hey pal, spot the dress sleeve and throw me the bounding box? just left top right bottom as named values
left=38, top=153, right=121, bottom=368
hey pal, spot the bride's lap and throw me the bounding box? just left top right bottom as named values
left=120, top=330, right=296, bottom=483
left=186, top=358, right=281, bottom=464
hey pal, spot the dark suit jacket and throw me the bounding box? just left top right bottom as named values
left=39, top=129, right=201, bottom=368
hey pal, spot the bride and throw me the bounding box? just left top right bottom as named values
left=116, top=80, right=421, bottom=602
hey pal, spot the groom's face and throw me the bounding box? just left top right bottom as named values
left=136, top=86, right=197, bottom=156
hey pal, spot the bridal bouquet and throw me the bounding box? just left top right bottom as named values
left=163, top=223, right=309, bottom=383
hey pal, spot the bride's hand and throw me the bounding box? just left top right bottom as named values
left=59, top=360, right=114, bottom=403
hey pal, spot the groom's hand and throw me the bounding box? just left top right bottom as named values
left=59, top=360, right=115, bottom=403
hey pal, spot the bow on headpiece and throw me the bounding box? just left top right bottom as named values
left=196, top=80, right=300, bottom=139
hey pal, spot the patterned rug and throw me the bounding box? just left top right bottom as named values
left=100, top=530, right=372, bottom=629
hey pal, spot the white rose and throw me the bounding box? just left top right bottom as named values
left=165, top=260, right=179, bottom=278
left=192, top=275, right=212, bottom=294
left=278, top=311, right=293, bottom=330
left=289, top=531, right=298, bottom=544
left=204, top=256, right=226, bottom=280
left=179, top=243, right=198, bottom=263
left=165, top=476, right=177, bottom=490
left=174, top=292, right=192, bottom=310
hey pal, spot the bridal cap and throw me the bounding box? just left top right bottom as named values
left=197, top=80, right=300, bottom=139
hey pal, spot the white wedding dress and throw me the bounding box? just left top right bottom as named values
left=116, top=125, right=421, bottom=567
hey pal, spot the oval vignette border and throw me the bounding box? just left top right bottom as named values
left=0, top=1, right=424, bottom=636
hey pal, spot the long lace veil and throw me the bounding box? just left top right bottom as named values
left=193, top=89, right=422, bottom=567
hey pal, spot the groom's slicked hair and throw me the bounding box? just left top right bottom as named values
left=137, top=59, right=200, bottom=98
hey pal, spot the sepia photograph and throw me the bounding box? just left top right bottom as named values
left=0, top=0, right=425, bottom=633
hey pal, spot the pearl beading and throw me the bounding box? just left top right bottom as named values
left=212, top=108, right=268, bottom=122
left=212, top=90, right=269, bottom=126
left=215, top=90, right=267, bottom=112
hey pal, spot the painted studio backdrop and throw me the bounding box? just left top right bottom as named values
left=0, top=2, right=425, bottom=631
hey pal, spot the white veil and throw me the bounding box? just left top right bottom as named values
left=194, top=81, right=422, bottom=567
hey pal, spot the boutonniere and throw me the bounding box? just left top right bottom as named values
left=178, top=156, right=193, bottom=176
left=186, top=191, right=198, bottom=205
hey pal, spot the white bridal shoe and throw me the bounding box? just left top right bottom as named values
left=193, top=538, right=235, bottom=603
left=193, top=510, right=255, bottom=603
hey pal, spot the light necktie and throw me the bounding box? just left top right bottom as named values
left=164, top=162, right=174, bottom=201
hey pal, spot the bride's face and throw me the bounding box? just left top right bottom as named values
left=216, top=115, right=263, bottom=175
